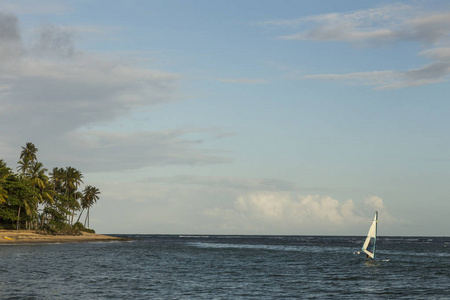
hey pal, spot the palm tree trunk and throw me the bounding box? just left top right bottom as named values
left=84, top=208, right=90, bottom=228
left=17, top=206, right=21, bottom=230
left=76, top=208, right=85, bottom=224
left=42, top=203, right=48, bottom=230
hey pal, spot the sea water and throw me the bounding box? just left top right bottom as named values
left=0, top=235, right=449, bottom=299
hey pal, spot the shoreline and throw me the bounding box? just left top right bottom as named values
left=0, top=229, right=127, bottom=244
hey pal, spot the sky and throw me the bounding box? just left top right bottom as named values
left=1, top=0, right=450, bottom=236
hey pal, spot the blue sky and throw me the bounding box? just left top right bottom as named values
left=1, top=0, right=450, bottom=235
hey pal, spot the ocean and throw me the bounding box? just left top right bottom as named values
left=0, top=235, right=449, bottom=299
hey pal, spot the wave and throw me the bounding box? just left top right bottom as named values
left=188, top=242, right=356, bottom=254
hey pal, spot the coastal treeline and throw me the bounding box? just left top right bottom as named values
left=0, top=143, right=100, bottom=233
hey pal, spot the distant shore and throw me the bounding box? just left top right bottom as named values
left=0, top=230, right=126, bottom=244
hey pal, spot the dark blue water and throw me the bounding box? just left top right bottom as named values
left=0, top=235, right=449, bottom=299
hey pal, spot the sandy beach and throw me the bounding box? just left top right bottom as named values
left=0, top=230, right=126, bottom=244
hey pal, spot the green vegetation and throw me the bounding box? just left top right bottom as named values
left=0, top=143, right=100, bottom=234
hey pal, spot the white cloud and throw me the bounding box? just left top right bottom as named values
left=364, top=195, right=396, bottom=223
left=261, top=4, right=450, bottom=89
left=303, top=47, right=450, bottom=89
left=403, top=12, right=450, bottom=44
left=261, top=3, right=414, bottom=29
left=0, top=13, right=177, bottom=130
left=203, top=192, right=397, bottom=234
left=0, top=12, right=231, bottom=171
left=51, top=130, right=232, bottom=172
left=303, top=70, right=399, bottom=88
left=265, top=4, right=450, bottom=46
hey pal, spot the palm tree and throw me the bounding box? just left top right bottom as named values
left=73, top=169, right=84, bottom=194
left=17, top=156, right=31, bottom=177
left=50, top=167, right=66, bottom=201
left=75, top=192, right=90, bottom=224
left=26, top=162, right=55, bottom=229
left=29, top=162, right=47, bottom=190
left=17, top=143, right=38, bottom=178
left=82, top=185, right=100, bottom=228
left=76, top=185, right=100, bottom=225
left=20, top=142, right=38, bottom=163
left=62, top=167, right=84, bottom=225
left=63, top=167, right=84, bottom=196
left=46, top=167, right=65, bottom=226
left=17, top=193, right=38, bottom=230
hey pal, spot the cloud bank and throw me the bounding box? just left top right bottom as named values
left=204, top=192, right=394, bottom=234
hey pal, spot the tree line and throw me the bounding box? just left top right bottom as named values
left=0, top=143, right=100, bottom=234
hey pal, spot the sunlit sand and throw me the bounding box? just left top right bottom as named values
left=0, top=230, right=125, bottom=244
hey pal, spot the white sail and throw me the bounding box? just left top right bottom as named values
left=362, top=211, right=378, bottom=259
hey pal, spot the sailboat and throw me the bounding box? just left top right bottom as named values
left=362, top=211, right=378, bottom=260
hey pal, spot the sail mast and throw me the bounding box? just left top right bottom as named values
left=373, top=211, right=378, bottom=259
